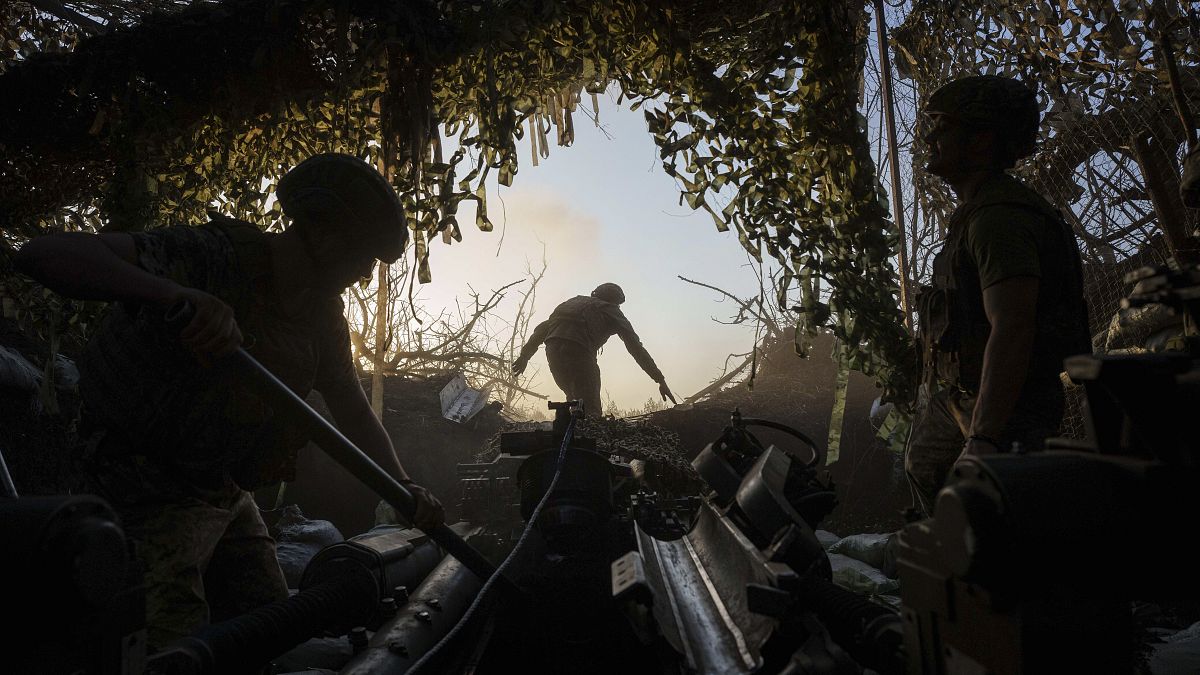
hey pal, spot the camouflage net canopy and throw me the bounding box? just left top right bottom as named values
left=478, top=416, right=701, bottom=493
left=0, top=0, right=914, bottom=401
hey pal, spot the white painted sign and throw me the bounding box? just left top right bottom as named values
left=439, top=373, right=489, bottom=423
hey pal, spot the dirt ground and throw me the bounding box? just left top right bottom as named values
left=281, top=374, right=505, bottom=536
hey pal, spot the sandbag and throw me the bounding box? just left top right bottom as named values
left=816, top=529, right=841, bottom=550
left=828, top=532, right=893, bottom=570
left=829, top=552, right=900, bottom=596
left=273, top=505, right=344, bottom=588
left=1151, top=620, right=1200, bottom=675
left=0, top=345, right=41, bottom=391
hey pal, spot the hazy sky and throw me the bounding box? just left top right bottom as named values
left=414, top=93, right=769, bottom=415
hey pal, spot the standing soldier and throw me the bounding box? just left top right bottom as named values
left=512, top=283, right=676, bottom=416
left=906, top=75, right=1091, bottom=515
left=15, top=153, right=444, bottom=649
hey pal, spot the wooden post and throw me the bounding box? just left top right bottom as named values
left=371, top=262, right=388, bottom=419
left=371, top=92, right=391, bottom=420
left=873, top=0, right=913, bottom=329
left=1130, top=133, right=1198, bottom=265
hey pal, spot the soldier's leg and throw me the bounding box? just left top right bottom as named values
left=545, top=340, right=579, bottom=403
left=580, top=357, right=603, bottom=417
left=904, top=388, right=970, bottom=516
left=117, top=496, right=235, bottom=650
left=204, top=489, right=289, bottom=622
left=546, top=341, right=601, bottom=415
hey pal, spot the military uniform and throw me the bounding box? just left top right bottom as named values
left=79, top=217, right=359, bottom=647
left=906, top=173, right=1090, bottom=515
left=517, top=295, right=665, bottom=417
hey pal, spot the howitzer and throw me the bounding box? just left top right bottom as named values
left=431, top=405, right=904, bottom=674
left=6, top=404, right=911, bottom=674
left=146, top=525, right=478, bottom=675
left=2, top=396, right=907, bottom=667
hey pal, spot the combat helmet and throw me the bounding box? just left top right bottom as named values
left=276, top=153, right=408, bottom=263
left=925, top=75, right=1041, bottom=168
left=591, top=283, right=625, bottom=304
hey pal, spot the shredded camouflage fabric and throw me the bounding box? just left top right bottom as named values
left=478, top=416, right=700, bottom=493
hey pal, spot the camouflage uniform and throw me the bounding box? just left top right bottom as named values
left=518, top=295, right=665, bottom=417
left=906, top=78, right=1091, bottom=515
left=79, top=217, right=359, bottom=647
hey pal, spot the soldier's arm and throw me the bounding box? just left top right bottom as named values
left=513, top=319, right=551, bottom=373
left=15, top=231, right=241, bottom=357
left=967, top=276, right=1039, bottom=452
left=961, top=204, right=1043, bottom=454
left=608, top=307, right=667, bottom=385
left=15, top=232, right=179, bottom=305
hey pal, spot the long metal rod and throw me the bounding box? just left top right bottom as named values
left=224, top=348, right=499, bottom=583
left=0, top=446, right=18, bottom=498
left=874, top=0, right=912, bottom=330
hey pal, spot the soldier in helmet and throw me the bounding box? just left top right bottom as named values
left=905, top=75, right=1091, bottom=515
left=15, top=153, right=445, bottom=648
left=512, top=283, right=676, bottom=417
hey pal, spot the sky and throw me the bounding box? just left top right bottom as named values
left=411, top=92, right=770, bottom=415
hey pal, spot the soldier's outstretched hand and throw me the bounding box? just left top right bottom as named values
left=511, top=357, right=528, bottom=376
left=658, top=381, right=677, bottom=405
left=404, top=481, right=445, bottom=530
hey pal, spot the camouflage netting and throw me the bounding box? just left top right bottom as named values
left=1, top=0, right=913, bottom=404
left=478, top=415, right=701, bottom=493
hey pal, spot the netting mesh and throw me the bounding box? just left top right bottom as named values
left=1024, top=99, right=1190, bottom=437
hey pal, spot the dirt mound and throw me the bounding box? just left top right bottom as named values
left=645, top=333, right=908, bottom=535
left=283, top=372, right=505, bottom=535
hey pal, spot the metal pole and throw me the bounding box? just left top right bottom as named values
left=224, top=347, right=501, bottom=584
left=0, top=446, right=18, bottom=498
left=166, top=293, right=499, bottom=583
left=874, top=0, right=913, bottom=330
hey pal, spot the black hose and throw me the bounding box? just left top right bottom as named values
left=740, top=417, right=824, bottom=467
left=172, top=571, right=378, bottom=675
left=406, top=412, right=579, bottom=674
